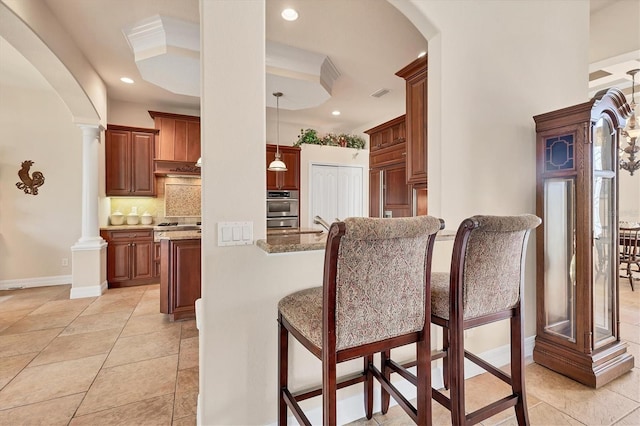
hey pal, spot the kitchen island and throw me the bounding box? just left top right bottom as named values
left=159, top=234, right=201, bottom=321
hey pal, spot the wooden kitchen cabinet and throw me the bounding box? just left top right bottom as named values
left=266, top=144, right=301, bottom=190
left=149, top=111, right=201, bottom=162
left=153, top=242, right=161, bottom=278
left=105, top=125, right=157, bottom=196
left=366, top=118, right=411, bottom=218
left=160, top=238, right=201, bottom=321
left=101, top=229, right=158, bottom=288
left=367, top=115, right=406, bottom=152
left=396, top=56, right=427, bottom=185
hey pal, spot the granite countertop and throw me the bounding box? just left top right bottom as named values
left=257, top=228, right=456, bottom=254
left=257, top=231, right=327, bottom=253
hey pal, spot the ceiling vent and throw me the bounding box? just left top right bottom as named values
left=370, top=88, right=390, bottom=98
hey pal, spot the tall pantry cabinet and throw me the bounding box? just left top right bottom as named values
left=367, top=55, right=428, bottom=218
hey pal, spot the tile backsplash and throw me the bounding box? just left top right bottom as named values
left=165, top=183, right=201, bottom=217
left=109, top=176, right=201, bottom=225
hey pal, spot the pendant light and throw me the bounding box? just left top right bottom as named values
left=268, top=92, right=288, bottom=171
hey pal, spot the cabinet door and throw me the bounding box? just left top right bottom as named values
left=186, top=120, right=201, bottom=162
left=279, top=148, right=300, bottom=190
left=406, top=72, right=427, bottom=184
left=106, top=130, right=131, bottom=196
left=131, top=239, right=153, bottom=280
left=266, top=145, right=300, bottom=190
left=384, top=164, right=411, bottom=217
left=369, top=168, right=382, bottom=218
left=266, top=145, right=278, bottom=189
left=172, top=240, right=201, bottom=314
left=107, top=240, right=132, bottom=283
left=130, top=132, right=155, bottom=196
left=153, top=242, right=161, bottom=278
left=155, top=116, right=175, bottom=160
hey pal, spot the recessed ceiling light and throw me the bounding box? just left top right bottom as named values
left=418, top=51, right=427, bottom=58
left=332, top=110, right=341, bottom=116
left=120, top=77, right=134, bottom=84
left=281, top=8, right=298, bottom=21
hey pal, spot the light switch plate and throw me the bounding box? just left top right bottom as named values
left=218, top=222, right=253, bottom=246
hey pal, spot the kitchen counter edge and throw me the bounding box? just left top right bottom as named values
left=257, top=229, right=456, bottom=254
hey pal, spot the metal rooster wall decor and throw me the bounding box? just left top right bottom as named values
left=16, top=160, right=45, bottom=195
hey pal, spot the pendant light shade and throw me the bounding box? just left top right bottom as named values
left=268, top=92, right=288, bottom=171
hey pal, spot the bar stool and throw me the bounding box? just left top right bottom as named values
left=430, top=214, right=541, bottom=425
left=278, top=216, right=444, bottom=425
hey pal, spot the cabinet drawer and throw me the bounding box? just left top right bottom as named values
left=104, top=230, right=153, bottom=241
left=370, top=143, right=406, bottom=168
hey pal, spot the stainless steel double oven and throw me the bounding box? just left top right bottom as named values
left=266, top=190, right=299, bottom=229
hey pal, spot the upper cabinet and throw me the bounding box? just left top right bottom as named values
left=266, top=145, right=301, bottom=190
left=396, top=55, right=427, bottom=185
left=368, top=115, right=406, bottom=152
left=105, top=125, right=157, bottom=196
left=149, top=111, right=201, bottom=162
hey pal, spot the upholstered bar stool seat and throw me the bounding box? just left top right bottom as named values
left=279, top=287, right=323, bottom=350
left=278, top=216, right=444, bottom=426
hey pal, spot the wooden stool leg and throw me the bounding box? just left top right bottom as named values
left=323, top=351, right=338, bottom=426
left=278, top=315, right=288, bottom=426
left=511, top=310, right=530, bottom=426
left=380, top=350, right=391, bottom=414
left=364, top=355, right=373, bottom=419
left=449, top=324, right=465, bottom=425
left=417, top=327, right=432, bottom=425
left=442, top=329, right=450, bottom=390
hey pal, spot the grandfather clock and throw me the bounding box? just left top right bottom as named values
left=533, top=88, right=634, bottom=387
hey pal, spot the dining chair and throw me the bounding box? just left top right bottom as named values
left=619, top=226, right=640, bottom=291
left=278, top=216, right=444, bottom=425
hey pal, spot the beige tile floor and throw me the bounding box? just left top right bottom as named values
left=0, top=282, right=637, bottom=425
left=0, top=284, right=198, bottom=425
left=348, top=283, right=640, bottom=426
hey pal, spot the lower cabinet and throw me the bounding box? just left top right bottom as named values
left=160, top=238, right=201, bottom=321
left=101, top=229, right=159, bottom=288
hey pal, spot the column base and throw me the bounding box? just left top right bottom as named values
left=71, top=239, right=107, bottom=299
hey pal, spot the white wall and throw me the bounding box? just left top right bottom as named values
left=200, top=0, right=589, bottom=424
left=0, top=81, right=82, bottom=286
left=107, top=99, right=200, bottom=129
left=590, top=0, right=640, bottom=64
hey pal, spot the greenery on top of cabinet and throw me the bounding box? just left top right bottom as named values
left=294, top=128, right=365, bottom=149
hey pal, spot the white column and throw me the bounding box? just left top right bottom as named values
left=77, top=124, right=104, bottom=244
left=71, top=123, right=107, bottom=299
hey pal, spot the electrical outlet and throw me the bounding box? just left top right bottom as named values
left=61, top=258, right=69, bottom=266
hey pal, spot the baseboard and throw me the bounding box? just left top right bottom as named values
left=270, top=336, right=536, bottom=425
left=0, top=275, right=71, bottom=290
left=69, top=280, right=107, bottom=299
